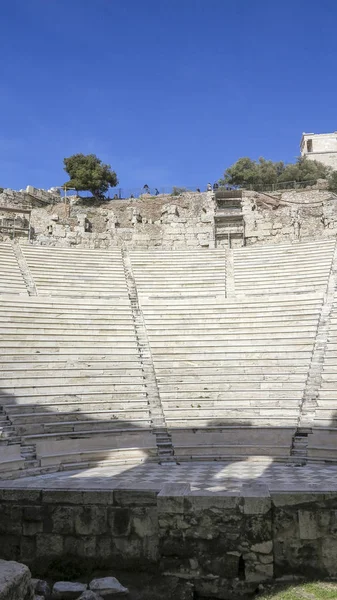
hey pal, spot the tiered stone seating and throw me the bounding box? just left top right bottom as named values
left=233, top=240, right=335, bottom=295
left=141, top=293, right=323, bottom=461
left=0, top=295, right=156, bottom=471
left=22, top=246, right=127, bottom=298
left=130, top=250, right=226, bottom=296
left=0, top=243, right=27, bottom=295
left=308, top=293, right=337, bottom=462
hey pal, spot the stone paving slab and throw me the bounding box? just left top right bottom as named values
left=1, top=460, right=337, bottom=492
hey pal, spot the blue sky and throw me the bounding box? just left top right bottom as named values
left=1, top=0, right=336, bottom=192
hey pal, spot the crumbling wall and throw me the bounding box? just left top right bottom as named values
left=244, top=188, right=337, bottom=245
left=0, top=190, right=32, bottom=210
left=1, top=186, right=337, bottom=249
left=24, top=192, right=215, bottom=250
left=1, top=487, right=337, bottom=599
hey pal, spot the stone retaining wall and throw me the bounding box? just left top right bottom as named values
left=1, top=187, right=337, bottom=248
left=0, top=486, right=336, bottom=598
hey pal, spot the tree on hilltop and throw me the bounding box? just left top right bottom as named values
left=220, top=156, right=331, bottom=190
left=63, top=154, right=118, bottom=199
left=278, top=157, right=331, bottom=184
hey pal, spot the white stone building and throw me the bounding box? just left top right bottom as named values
left=300, top=131, right=337, bottom=170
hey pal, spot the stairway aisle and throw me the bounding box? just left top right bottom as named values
left=122, top=249, right=176, bottom=464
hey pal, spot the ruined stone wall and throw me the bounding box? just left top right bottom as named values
left=0, top=187, right=337, bottom=249
left=244, top=188, right=337, bottom=246
left=18, top=192, right=215, bottom=250
left=0, top=190, right=32, bottom=210
left=1, top=487, right=337, bottom=598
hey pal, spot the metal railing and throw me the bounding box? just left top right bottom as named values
left=238, top=179, right=322, bottom=192
left=58, top=185, right=213, bottom=200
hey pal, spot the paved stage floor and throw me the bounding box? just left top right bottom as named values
left=1, top=460, right=337, bottom=492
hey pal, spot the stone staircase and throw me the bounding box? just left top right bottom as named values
left=214, top=189, right=245, bottom=248
left=0, top=243, right=28, bottom=295
left=291, top=239, right=337, bottom=464
left=122, top=249, right=175, bottom=463
left=11, top=242, right=37, bottom=295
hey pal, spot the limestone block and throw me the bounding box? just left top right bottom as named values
left=89, top=577, right=129, bottom=597
left=132, top=507, right=158, bottom=538
left=251, top=541, right=273, bottom=554
left=186, top=491, right=240, bottom=512
left=52, top=224, right=66, bottom=238
left=0, top=505, right=23, bottom=535
left=52, top=582, right=87, bottom=599
left=22, top=521, right=43, bottom=536
left=36, top=534, right=63, bottom=557
left=298, top=511, right=320, bottom=540
left=322, top=536, right=337, bottom=576
left=63, top=535, right=96, bottom=558
left=96, top=536, right=112, bottom=559
left=241, top=485, right=271, bottom=515
left=74, top=506, right=107, bottom=536
left=161, top=204, right=179, bottom=217
left=51, top=506, right=76, bottom=535
left=108, top=508, right=131, bottom=536
left=0, top=559, right=33, bottom=600
left=113, top=490, right=157, bottom=507
left=157, top=483, right=191, bottom=514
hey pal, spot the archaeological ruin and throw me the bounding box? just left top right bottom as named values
left=1, top=183, right=337, bottom=598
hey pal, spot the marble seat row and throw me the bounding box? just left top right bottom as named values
left=0, top=243, right=27, bottom=295
left=141, top=293, right=323, bottom=461
left=308, top=294, right=337, bottom=462
left=0, top=295, right=156, bottom=474
left=233, top=239, right=335, bottom=296
left=21, top=246, right=127, bottom=298
left=0, top=240, right=335, bottom=300
left=129, top=249, right=227, bottom=296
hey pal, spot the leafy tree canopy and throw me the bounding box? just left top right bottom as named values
left=220, top=156, right=332, bottom=190
left=63, top=154, right=118, bottom=199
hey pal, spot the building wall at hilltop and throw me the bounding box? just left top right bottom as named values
left=1, top=187, right=337, bottom=249
left=301, top=132, right=337, bottom=170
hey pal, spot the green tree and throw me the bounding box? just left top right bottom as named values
left=63, top=154, right=118, bottom=199
left=219, top=157, right=285, bottom=189
left=278, top=157, right=331, bottom=184
left=220, top=156, right=331, bottom=191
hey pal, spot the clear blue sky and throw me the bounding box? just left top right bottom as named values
left=1, top=0, right=336, bottom=192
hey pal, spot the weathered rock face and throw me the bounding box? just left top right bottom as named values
left=1, top=186, right=337, bottom=249
left=0, top=559, right=33, bottom=600
left=1, top=487, right=337, bottom=599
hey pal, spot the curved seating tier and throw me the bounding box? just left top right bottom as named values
left=1, top=238, right=337, bottom=473
left=0, top=295, right=156, bottom=473
left=308, top=293, right=337, bottom=462
left=21, top=246, right=127, bottom=298
left=233, top=239, right=335, bottom=296
left=0, top=243, right=27, bottom=295
left=140, top=293, right=323, bottom=461
left=130, top=249, right=226, bottom=296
